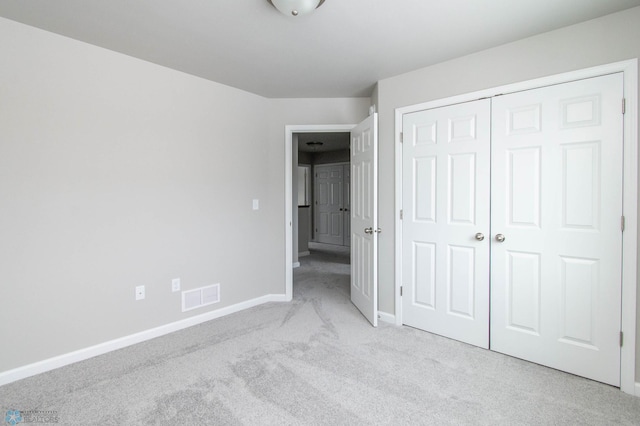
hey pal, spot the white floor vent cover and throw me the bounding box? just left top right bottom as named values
left=182, top=284, right=220, bottom=312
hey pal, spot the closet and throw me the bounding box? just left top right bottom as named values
left=401, top=73, right=623, bottom=386
left=314, top=163, right=350, bottom=246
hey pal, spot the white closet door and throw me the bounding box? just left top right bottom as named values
left=490, top=73, right=623, bottom=386
left=402, top=99, right=491, bottom=348
left=315, top=164, right=344, bottom=245
left=343, top=165, right=351, bottom=247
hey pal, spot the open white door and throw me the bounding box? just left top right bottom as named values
left=351, top=113, right=378, bottom=326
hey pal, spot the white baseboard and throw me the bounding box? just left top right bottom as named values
left=268, top=294, right=289, bottom=302
left=635, top=382, right=640, bottom=397
left=0, top=293, right=288, bottom=387
left=378, top=311, right=396, bottom=325
left=293, top=262, right=300, bottom=268
left=298, top=251, right=310, bottom=257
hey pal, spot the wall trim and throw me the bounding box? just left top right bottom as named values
left=298, top=251, right=310, bottom=257
left=0, top=293, right=287, bottom=387
left=635, top=382, right=640, bottom=397
left=293, top=262, right=301, bottom=268
left=394, top=59, right=638, bottom=395
left=378, top=311, right=396, bottom=325
left=267, top=294, right=289, bottom=302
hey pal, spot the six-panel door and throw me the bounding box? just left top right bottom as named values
left=401, top=73, right=623, bottom=386
left=490, top=73, right=623, bottom=386
left=402, top=99, right=491, bottom=348
left=315, top=164, right=344, bottom=245
left=351, top=113, right=378, bottom=327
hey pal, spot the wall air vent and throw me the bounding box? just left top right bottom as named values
left=182, top=284, right=220, bottom=312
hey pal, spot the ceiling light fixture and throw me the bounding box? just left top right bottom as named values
left=306, top=141, right=324, bottom=149
left=267, top=0, right=325, bottom=17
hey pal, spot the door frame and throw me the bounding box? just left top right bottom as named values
left=394, top=59, right=638, bottom=395
left=285, top=124, right=356, bottom=301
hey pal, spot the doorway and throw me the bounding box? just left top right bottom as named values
left=285, top=115, right=379, bottom=327
left=285, top=124, right=356, bottom=300
left=295, top=132, right=351, bottom=257
left=291, top=130, right=353, bottom=325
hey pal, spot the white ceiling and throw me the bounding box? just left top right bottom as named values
left=1, top=0, right=639, bottom=98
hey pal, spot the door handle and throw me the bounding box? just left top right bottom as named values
left=495, top=233, right=506, bottom=242
left=364, top=227, right=373, bottom=234
left=475, top=232, right=484, bottom=241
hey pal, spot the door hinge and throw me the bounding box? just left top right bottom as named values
left=622, top=98, right=626, bottom=115
left=620, top=331, right=624, bottom=347
left=621, top=215, right=625, bottom=232
left=400, top=132, right=403, bottom=143
left=400, top=209, right=403, bottom=220
left=400, top=286, right=403, bottom=297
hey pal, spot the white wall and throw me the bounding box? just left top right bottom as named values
left=0, top=16, right=370, bottom=376
left=377, top=6, right=640, bottom=379
left=0, top=16, right=274, bottom=373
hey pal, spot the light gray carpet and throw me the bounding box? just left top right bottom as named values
left=2, top=242, right=640, bottom=425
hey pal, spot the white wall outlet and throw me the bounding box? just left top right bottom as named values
left=252, top=199, right=259, bottom=210
left=172, top=278, right=181, bottom=292
left=135, top=285, right=145, bottom=301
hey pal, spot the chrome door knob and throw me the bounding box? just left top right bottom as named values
left=475, top=232, right=484, bottom=241
left=364, top=227, right=373, bottom=234
left=495, top=233, right=506, bottom=242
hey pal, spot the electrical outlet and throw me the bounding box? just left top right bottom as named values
left=135, top=285, right=145, bottom=301
left=172, top=278, right=181, bottom=292
left=252, top=199, right=259, bottom=210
